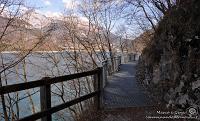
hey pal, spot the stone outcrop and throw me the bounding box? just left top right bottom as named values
left=136, top=0, right=200, bottom=111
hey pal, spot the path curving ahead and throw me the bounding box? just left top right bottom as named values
left=103, top=61, right=154, bottom=108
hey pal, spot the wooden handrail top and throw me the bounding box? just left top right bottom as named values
left=102, top=56, right=121, bottom=63
left=0, top=68, right=101, bottom=95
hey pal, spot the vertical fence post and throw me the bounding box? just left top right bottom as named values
left=119, top=56, right=121, bottom=65
left=98, top=67, right=103, bottom=109
left=108, top=59, right=112, bottom=76
left=102, top=61, right=108, bottom=87
left=134, top=54, right=136, bottom=61
left=117, top=56, right=121, bottom=71
left=0, top=75, right=8, bottom=121
left=114, top=57, right=117, bottom=72
left=129, top=54, right=131, bottom=62
left=125, top=54, right=128, bottom=63
left=119, top=56, right=122, bottom=65
left=40, top=77, right=51, bottom=121
left=113, top=57, right=116, bottom=73
left=111, top=57, right=114, bottom=74
left=93, top=71, right=99, bottom=109
left=115, top=57, right=117, bottom=72
left=94, top=67, right=103, bottom=109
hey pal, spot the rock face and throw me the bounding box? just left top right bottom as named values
left=136, top=0, right=200, bottom=111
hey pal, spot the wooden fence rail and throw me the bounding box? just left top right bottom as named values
left=0, top=67, right=102, bottom=121
left=0, top=55, right=126, bottom=121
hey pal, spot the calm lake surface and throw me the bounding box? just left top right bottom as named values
left=0, top=51, right=104, bottom=121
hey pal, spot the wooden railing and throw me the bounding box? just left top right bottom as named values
left=0, top=56, right=124, bottom=121
left=0, top=68, right=103, bottom=121
left=102, top=56, right=121, bottom=87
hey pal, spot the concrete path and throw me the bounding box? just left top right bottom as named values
left=103, top=62, right=153, bottom=108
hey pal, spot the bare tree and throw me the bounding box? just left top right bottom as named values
left=0, top=1, right=54, bottom=120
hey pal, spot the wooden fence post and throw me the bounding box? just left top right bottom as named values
left=93, top=67, right=103, bottom=110
left=124, top=54, right=128, bottom=63
left=40, top=77, right=51, bottom=121
left=112, top=57, right=115, bottom=74
left=0, top=75, right=8, bottom=121
left=102, top=61, right=108, bottom=87
left=134, top=54, right=136, bottom=61
left=117, top=56, right=121, bottom=71
left=119, top=56, right=121, bottom=65
left=108, top=59, right=112, bottom=76
left=119, top=56, right=122, bottom=66
left=114, top=57, right=117, bottom=72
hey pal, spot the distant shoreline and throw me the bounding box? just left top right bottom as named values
left=1, top=51, right=66, bottom=53
left=0, top=50, right=105, bottom=54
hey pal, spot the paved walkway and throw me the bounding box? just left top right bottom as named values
left=103, top=62, right=154, bottom=108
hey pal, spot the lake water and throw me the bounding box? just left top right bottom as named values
left=0, top=51, right=104, bottom=121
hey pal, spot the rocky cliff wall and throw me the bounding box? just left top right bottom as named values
left=136, top=0, right=200, bottom=110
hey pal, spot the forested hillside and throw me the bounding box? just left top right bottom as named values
left=131, top=30, right=153, bottom=54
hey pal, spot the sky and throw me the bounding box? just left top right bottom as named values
left=20, top=0, right=144, bottom=38
left=20, top=0, right=87, bottom=28
left=0, top=0, right=158, bottom=38
left=26, top=0, right=78, bottom=18
left=23, top=0, right=126, bottom=31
